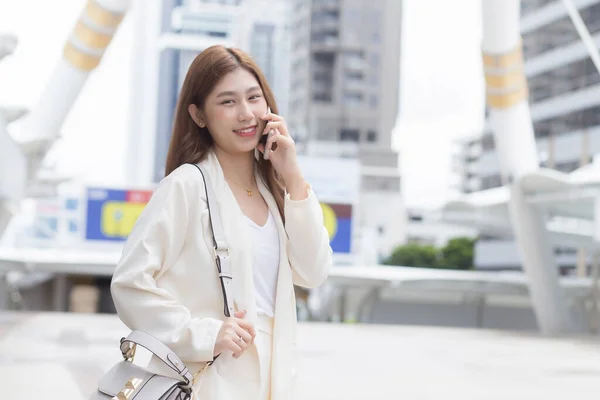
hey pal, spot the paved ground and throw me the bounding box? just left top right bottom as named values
left=0, top=311, right=599, bottom=399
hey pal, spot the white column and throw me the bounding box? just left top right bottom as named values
left=11, top=0, right=132, bottom=151
left=2, top=0, right=132, bottom=239
left=0, top=114, right=26, bottom=239
left=125, top=0, right=162, bottom=186
left=481, top=0, right=574, bottom=334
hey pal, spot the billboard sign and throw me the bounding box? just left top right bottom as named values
left=85, top=187, right=153, bottom=241
left=297, top=155, right=360, bottom=254
left=85, top=155, right=360, bottom=254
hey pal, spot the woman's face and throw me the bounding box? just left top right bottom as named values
left=190, top=68, right=269, bottom=156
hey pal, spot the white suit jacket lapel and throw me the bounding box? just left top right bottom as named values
left=200, top=151, right=258, bottom=325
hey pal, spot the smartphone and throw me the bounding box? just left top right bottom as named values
left=260, top=106, right=275, bottom=160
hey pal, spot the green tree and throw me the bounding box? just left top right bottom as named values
left=439, top=237, right=476, bottom=270
left=383, top=243, right=439, bottom=268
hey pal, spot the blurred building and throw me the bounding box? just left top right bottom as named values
left=124, top=0, right=405, bottom=261
left=238, top=0, right=293, bottom=117
left=288, top=0, right=404, bottom=260
left=457, top=0, right=600, bottom=194
left=126, top=0, right=291, bottom=185
left=452, top=0, right=600, bottom=271
left=405, top=209, right=477, bottom=248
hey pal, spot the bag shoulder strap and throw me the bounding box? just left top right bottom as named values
left=120, top=163, right=235, bottom=382
left=120, top=331, right=194, bottom=384
left=192, top=163, right=235, bottom=318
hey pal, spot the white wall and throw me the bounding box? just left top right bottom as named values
left=405, top=219, right=477, bottom=248
left=359, top=191, right=406, bottom=260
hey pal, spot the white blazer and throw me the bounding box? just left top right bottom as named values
left=110, top=150, right=333, bottom=400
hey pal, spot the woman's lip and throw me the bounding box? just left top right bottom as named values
left=234, top=126, right=257, bottom=137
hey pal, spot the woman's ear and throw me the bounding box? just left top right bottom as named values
left=188, top=104, right=206, bottom=128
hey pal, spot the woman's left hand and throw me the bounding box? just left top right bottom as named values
left=258, top=111, right=303, bottom=184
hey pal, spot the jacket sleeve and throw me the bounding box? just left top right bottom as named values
left=110, top=169, right=223, bottom=363
left=284, top=186, right=333, bottom=288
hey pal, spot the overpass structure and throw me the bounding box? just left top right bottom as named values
left=0, top=246, right=597, bottom=332
left=441, top=0, right=600, bottom=334
left=1, top=0, right=599, bottom=334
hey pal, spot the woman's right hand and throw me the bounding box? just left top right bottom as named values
left=213, top=310, right=256, bottom=359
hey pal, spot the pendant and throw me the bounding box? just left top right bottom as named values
left=246, top=189, right=252, bottom=196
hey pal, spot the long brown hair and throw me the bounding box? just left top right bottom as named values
left=164, top=45, right=286, bottom=218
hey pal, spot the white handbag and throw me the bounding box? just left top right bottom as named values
left=90, top=164, right=235, bottom=400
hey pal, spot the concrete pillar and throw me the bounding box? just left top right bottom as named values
left=481, top=0, right=574, bottom=334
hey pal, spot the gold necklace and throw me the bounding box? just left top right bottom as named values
left=226, top=177, right=255, bottom=196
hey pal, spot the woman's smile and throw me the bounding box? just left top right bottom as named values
left=234, top=125, right=258, bottom=138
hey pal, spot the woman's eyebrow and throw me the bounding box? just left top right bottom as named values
left=215, top=86, right=261, bottom=98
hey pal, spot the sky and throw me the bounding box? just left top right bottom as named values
left=0, top=0, right=485, bottom=208
left=395, top=0, right=485, bottom=208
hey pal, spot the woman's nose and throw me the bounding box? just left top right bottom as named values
left=238, top=102, right=253, bottom=121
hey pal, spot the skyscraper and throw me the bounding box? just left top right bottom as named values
left=239, top=0, right=293, bottom=116
left=453, top=0, right=600, bottom=271
left=127, top=0, right=247, bottom=185
left=288, top=0, right=404, bottom=258
left=289, top=0, right=401, bottom=167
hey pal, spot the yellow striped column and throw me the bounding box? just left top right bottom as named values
left=14, top=0, right=131, bottom=147
left=63, top=0, right=127, bottom=71
left=482, top=40, right=528, bottom=109
left=480, top=0, right=573, bottom=336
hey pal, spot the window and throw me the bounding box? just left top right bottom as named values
left=343, top=50, right=364, bottom=69
left=528, top=58, right=600, bottom=102
left=555, top=160, right=580, bottom=173
left=313, top=0, right=338, bottom=6
left=369, top=94, right=378, bottom=109
left=580, top=3, right=600, bottom=34
left=362, top=175, right=400, bottom=191
left=312, top=9, right=339, bottom=24
left=532, top=105, right=600, bottom=138
left=342, top=91, right=363, bottom=107
left=522, top=17, right=579, bottom=59
left=519, top=2, right=600, bottom=60
left=69, top=220, right=78, bottom=233
left=481, top=174, right=502, bottom=190
left=372, top=31, right=381, bottom=44
left=534, top=120, right=551, bottom=138
left=312, top=92, right=332, bottom=102
left=34, top=217, right=58, bottom=239
left=408, top=213, right=423, bottom=222
left=344, top=70, right=363, bottom=81
left=65, top=198, right=78, bottom=210
left=370, top=52, right=379, bottom=68
left=555, top=247, right=577, bottom=255
left=312, top=52, right=335, bottom=102
left=340, top=128, right=360, bottom=141
left=481, top=134, right=494, bottom=151
left=311, top=30, right=338, bottom=44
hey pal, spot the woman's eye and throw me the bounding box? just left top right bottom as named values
left=249, top=94, right=262, bottom=100
left=221, top=100, right=234, bottom=105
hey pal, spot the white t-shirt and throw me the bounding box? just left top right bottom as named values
left=245, top=211, right=280, bottom=317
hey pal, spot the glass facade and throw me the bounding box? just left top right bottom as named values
left=476, top=1, right=600, bottom=191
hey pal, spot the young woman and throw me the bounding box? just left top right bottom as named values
left=110, top=45, right=332, bottom=400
